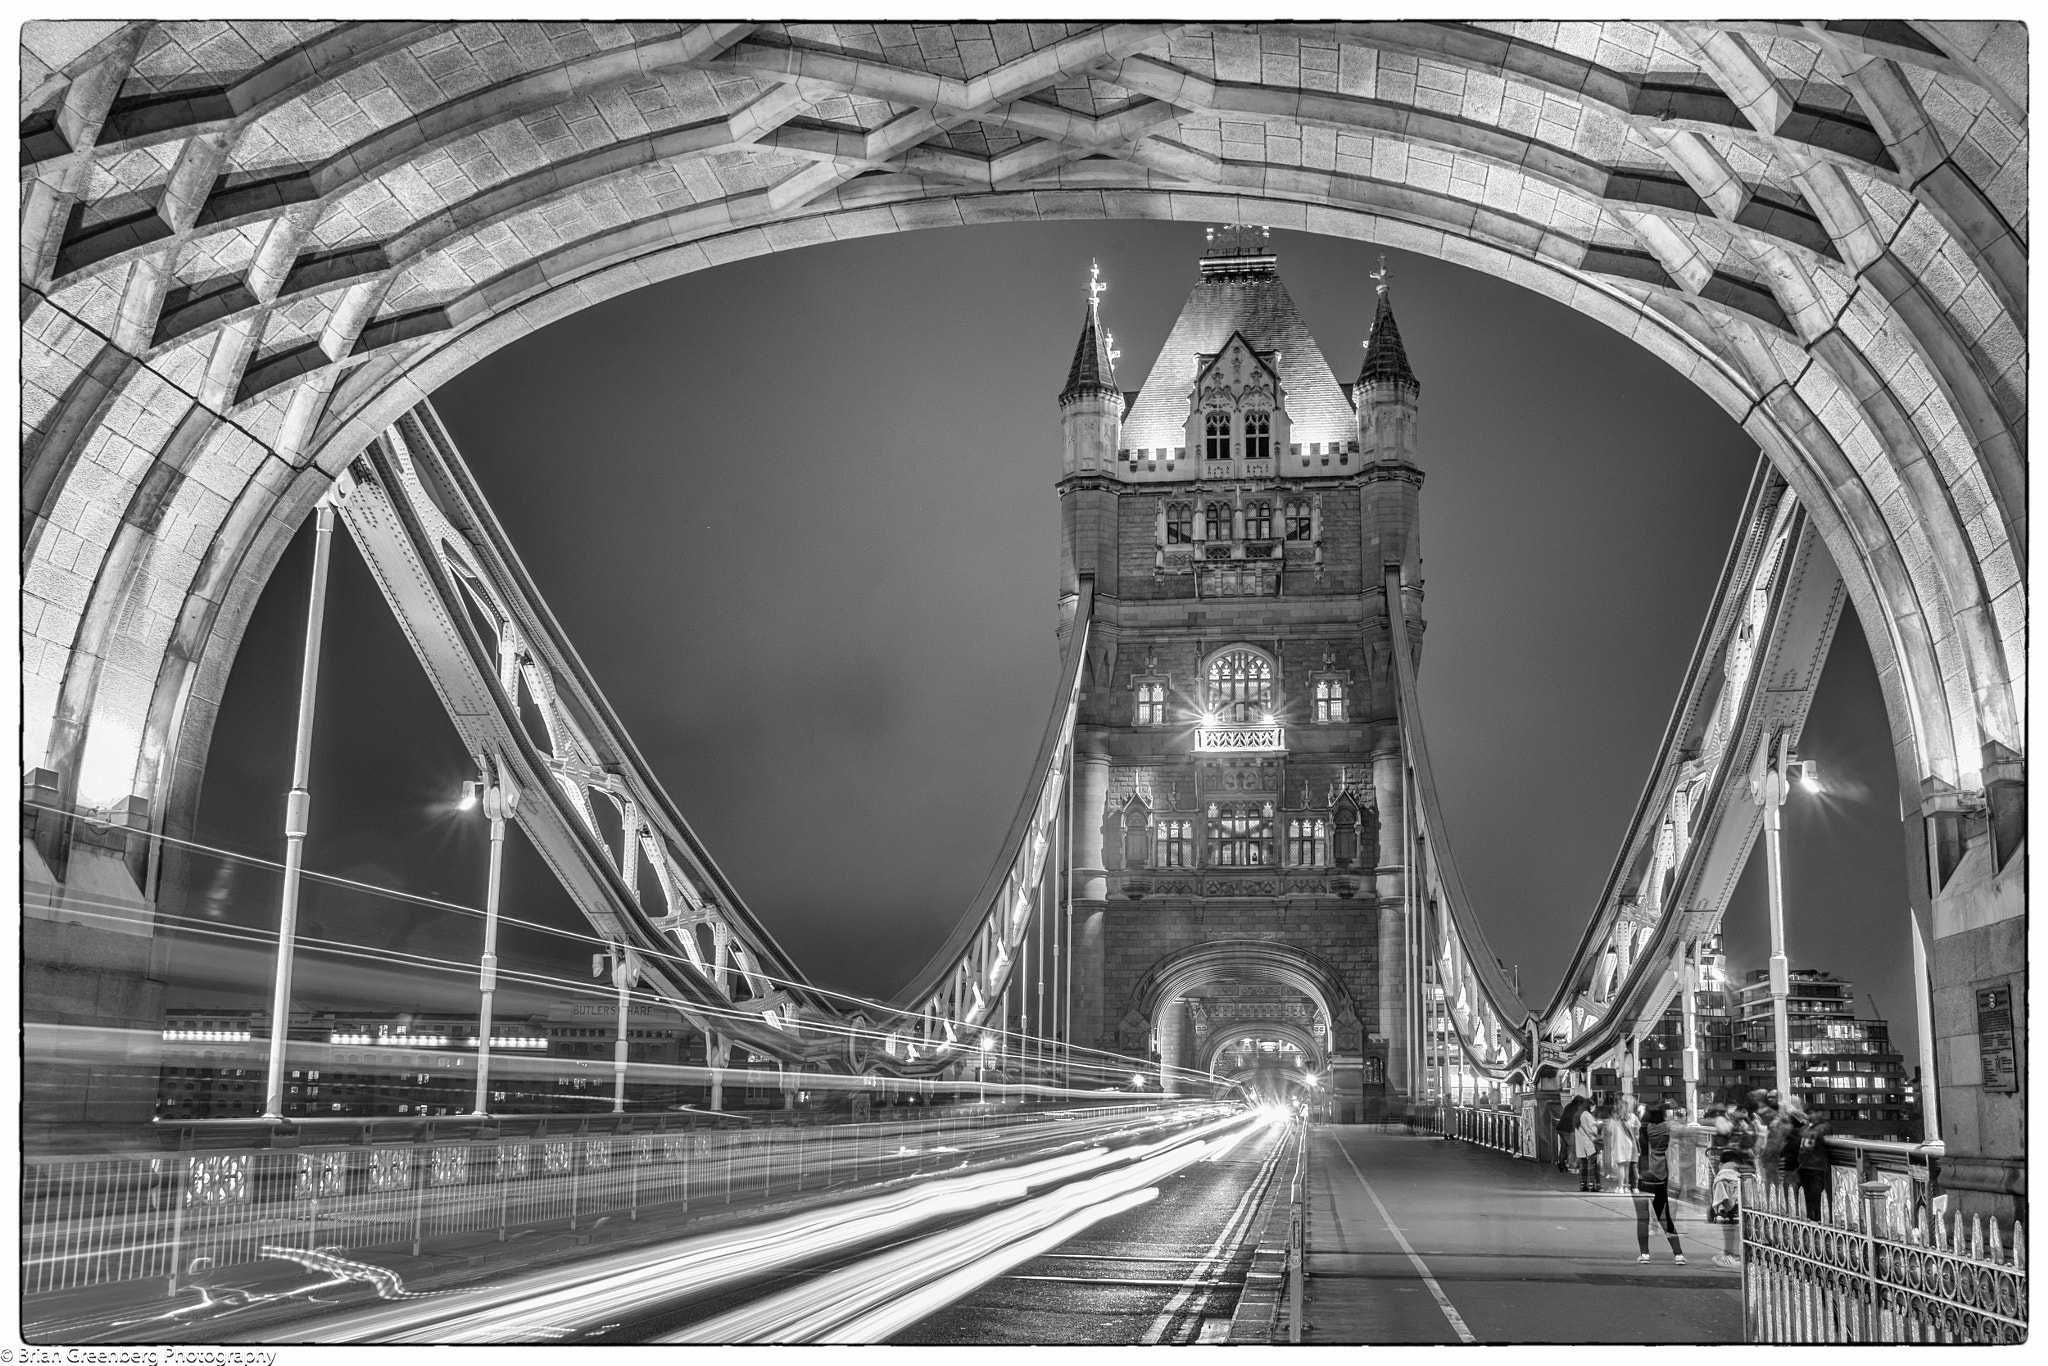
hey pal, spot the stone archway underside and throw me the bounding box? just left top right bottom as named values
left=21, top=20, right=2026, bottom=886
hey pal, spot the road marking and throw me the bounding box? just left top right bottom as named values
left=1139, top=1125, right=1283, bottom=1344
left=1330, top=1140, right=1476, bottom=1344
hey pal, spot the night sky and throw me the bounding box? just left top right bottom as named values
left=182, top=220, right=1915, bottom=1057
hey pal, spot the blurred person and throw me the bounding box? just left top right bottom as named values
left=1603, top=1103, right=1637, bottom=1192
left=1792, top=1109, right=1833, bottom=1220
left=1576, top=1103, right=1602, bottom=1191
left=1633, top=1106, right=1686, bottom=1264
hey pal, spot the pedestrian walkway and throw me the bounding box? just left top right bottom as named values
left=1302, top=1127, right=1741, bottom=1343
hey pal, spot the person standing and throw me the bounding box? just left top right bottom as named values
left=1576, top=1103, right=1602, bottom=1191
left=1633, top=1106, right=1686, bottom=1264
left=1794, top=1111, right=1833, bottom=1220
left=1603, top=1103, right=1637, bottom=1193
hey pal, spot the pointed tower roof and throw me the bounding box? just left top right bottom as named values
left=1120, top=233, right=1355, bottom=450
left=1060, top=259, right=1120, bottom=403
left=1358, top=282, right=1419, bottom=391
left=1060, top=303, right=1118, bottom=401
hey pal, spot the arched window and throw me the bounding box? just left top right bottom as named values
left=1206, top=649, right=1272, bottom=722
left=1204, top=410, right=1231, bottom=460
left=1287, top=818, right=1329, bottom=866
left=1135, top=681, right=1166, bottom=726
left=1165, top=502, right=1193, bottom=545
left=1244, top=410, right=1271, bottom=459
left=1207, top=801, right=1274, bottom=866
left=1284, top=500, right=1312, bottom=541
left=1203, top=502, right=1231, bottom=543
left=1314, top=678, right=1346, bottom=722
left=1246, top=500, right=1273, bottom=540
left=1156, top=819, right=1192, bottom=867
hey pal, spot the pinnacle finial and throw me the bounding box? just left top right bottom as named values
left=1088, top=259, right=1107, bottom=313
left=1105, top=330, right=1121, bottom=368
left=1370, top=253, right=1393, bottom=297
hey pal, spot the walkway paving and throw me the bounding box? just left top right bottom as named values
left=1303, top=1128, right=1742, bottom=1343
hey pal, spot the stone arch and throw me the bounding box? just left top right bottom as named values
left=1199, top=1019, right=1327, bottom=1077
left=19, top=20, right=2025, bottom=946
left=1129, top=938, right=1365, bottom=1052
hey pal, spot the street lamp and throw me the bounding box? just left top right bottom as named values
left=466, top=754, right=520, bottom=1115
left=1749, top=729, right=1819, bottom=1106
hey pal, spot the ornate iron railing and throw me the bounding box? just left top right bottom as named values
left=1742, top=1176, right=2026, bottom=1343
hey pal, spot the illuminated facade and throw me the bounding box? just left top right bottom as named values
left=1064, top=231, right=1427, bottom=1117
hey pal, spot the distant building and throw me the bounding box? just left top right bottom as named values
left=1627, top=957, right=1915, bottom=1140
left=155, top=1001, right=702, bottom=1120
left=1734, top=968, right=1916, bottom=1139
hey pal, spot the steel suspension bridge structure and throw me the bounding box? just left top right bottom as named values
left=19, top=21, right=2027, bottom=1333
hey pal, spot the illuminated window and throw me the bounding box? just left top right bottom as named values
left=1157, top=820, right=1192, bottom=867
left=1284, top=500, right=1312, bottom=540
left=1166, top=502, right=1193, bottom=544
left=1207, top=801, right=1273, bottom=866
left=1204, top=502, right=1231, bottom=542
left=1314, top=679, right=1346, bottom=722
left=1246, top=500, right=1273, bottom=540
left=1206, top=649, right=1272, bottom=722
left=1287, top=818, right=1329, bottom=866
left=1244, top=410, right=1271, bottom=460
left=1136, top=681, right=1166, bottom=726
left=1205, top=410, right=1231, bottom=460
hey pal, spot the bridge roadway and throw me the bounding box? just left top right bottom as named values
left=1302, top=1127, right=1741, bottom=1343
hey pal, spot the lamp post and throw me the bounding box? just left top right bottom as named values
left=262, top=494, right=339, bottom=1122
left=1749, top=729, right=1821, bottom=1105
left=467, top=754, right=520, bottom=1115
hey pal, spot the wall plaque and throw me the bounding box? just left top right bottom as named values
left=1975, top=983, right=2017, bottom=1092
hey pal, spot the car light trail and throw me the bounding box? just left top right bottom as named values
left=301, top=1108, right=1248, bottom=1343
left=661, top=1111, right=1261, bottom=1343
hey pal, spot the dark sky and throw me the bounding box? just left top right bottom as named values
left=186, top=220, right=1915, bottom=1058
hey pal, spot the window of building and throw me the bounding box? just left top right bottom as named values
left=1314, top=678, right=1346, bottom=722
left=1204, top=502, right=1231, bottom=543
left=1166, top=502, right=1193, bottom=545
left=1284, top=500, right=1312, bottom=541
left=1287, top=818, right=1329, bottom=866
left=1207, top=649, right=1272, bottom=721
left=1204, top=410, right=1230, bottom=460
left=1135, top=681, right=1166, bottom=726
left=1246, top=500, right=1273, bottom=540
left=1244, top=410, right=1271, bottom=460
left=1208, top=801, right=1274, bottom=866
left=1157, top=820, right=1192, bottom=867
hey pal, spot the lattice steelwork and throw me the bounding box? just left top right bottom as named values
left=1391, top=459, right=1852, bottom=1093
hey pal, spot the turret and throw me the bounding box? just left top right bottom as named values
left=1356, top=272, right=1420, bottom=463
left=1059, top=261, right=1123, bottom=596
left=1355, top=260, right=1425, bottom=643
left=1060, top=261, right=1122, bottom=475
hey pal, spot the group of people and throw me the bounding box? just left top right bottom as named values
left=1554, top=1087, right=1837, bottom=1269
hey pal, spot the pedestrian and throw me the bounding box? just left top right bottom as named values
left=1603, top=1103, right=1636, bottom=1192
left=1633, top=1106, right=1686, bottom=1264
left=1576, top=1103, right=1602, bottom=1190
left=1762, top=1097, right=1801, bottom=1199
left=1555, top=1092, right=1584, bottom=1172
left=1794, top=1110, right=1833, bottom=1221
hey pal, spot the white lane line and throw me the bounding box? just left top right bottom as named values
left=1330, top=1139, right=1476, bottom=1344
left=1139, top=1123, right=1285, bottom=1345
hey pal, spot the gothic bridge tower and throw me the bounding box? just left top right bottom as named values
left=1059, top=230, right=1428, bottom=1117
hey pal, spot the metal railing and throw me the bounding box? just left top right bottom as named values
left=22, top=1102, right=1187, bottom=1298
left=1283, top=1120, right=1308, bottom=1344
left=1742, top=1173, right=2026, bottom=1342
left=1431, top=1103, right=1522, bottom=1158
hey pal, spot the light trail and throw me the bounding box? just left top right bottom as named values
left=661, top=1109, right=1278, bottom=1344
left=294, top=1109, right=1248, bottom=1343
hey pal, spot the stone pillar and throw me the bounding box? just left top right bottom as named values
left=1071, top=741, right=1110, bottom=1056
left=1372, top=741, right=1410, bottom=1098
left=1158, top=998, right=1187, bottom=1093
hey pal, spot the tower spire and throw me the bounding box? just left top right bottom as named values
left=1358, top=256, right=1418, bottom=391
left=1061, top=260, right=1120, bottom=402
